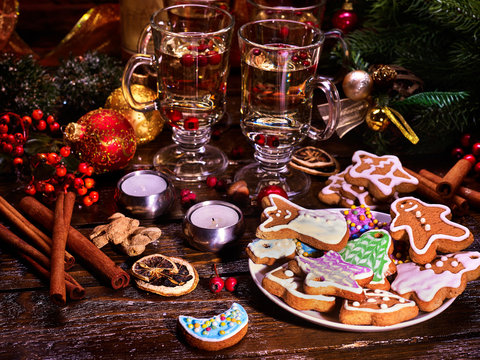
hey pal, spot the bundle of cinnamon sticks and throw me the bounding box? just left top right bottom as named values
left=0, top=194, right=130, bottom=306
left=405, top=158, right=479, bottom=216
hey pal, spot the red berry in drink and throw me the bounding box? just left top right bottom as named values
left=181, top=53, right=195, bottom=67
left=184, top=117, right=199, bottom=130
left=207, top=51, right=222, bottom=65
left=254, top=134, right=266, bottom=146
left=266, top=135, right=280, bottom=148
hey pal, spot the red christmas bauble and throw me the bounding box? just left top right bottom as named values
left=64, top=109, right=137, bottom=173
left=331, top=7, right=358, bottom=33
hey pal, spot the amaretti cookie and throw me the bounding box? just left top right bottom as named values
left=178, top=303, right=248, bottom=351
left=390, top=251, right=480, bottom=312
left=345, top=150, right=418, bottom=201
left=339, top=289, right=418, bottom=326
left=246, top=238, right=296, bottom=265
left=257, top=194, right=349, bottom=252
left=390, top=197, right=474, bottom=264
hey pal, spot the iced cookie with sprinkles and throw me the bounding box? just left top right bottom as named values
left=338, top=230, right=396, bottom=290
left=317, top=166, right=351, bottom=206
left=262, top=263, right=336, bottom=312
left=391, top=251, right=480, bottom=312
left=257, top=194, right=349, bottom=252
left=291, top=251, right=373, bottom=302
left=345, top=150, right=418, bottom=201
left=246, top=238, right=296, bottom=265
left=390, top=197, right=474, bottom=264
left=295, top=240, right=324, bottom=258
left=339, top=289, right=418, bottom=326
left=178, top=303, right=248, bottom=351
left=342, top=205, right=388, bottom=239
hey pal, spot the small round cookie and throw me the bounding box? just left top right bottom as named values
left=178, top=303, right=248, bottom=351
left=246, top=238, right=297, bottom=265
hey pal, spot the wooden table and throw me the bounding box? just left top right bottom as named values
left=1, top=70, right=479, bottom=359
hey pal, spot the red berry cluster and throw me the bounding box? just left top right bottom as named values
left=252, top=47, right=311, bottom=67
left=26, top=148, right=99, bottom=207
left=206, top=175, right=226, bottom=191
left=254, top=134, right=280, bottom=148
left=0, top=110, right=60, bottom=166
left=452, top=134, right=480, bottom=174
left=164, top=109, right=199, bottom=131
left=209, top=264, right=237, bottom=293
left=180, top=188, right=197, bottom=205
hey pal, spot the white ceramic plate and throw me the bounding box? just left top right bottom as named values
left=249, top=209, right=456, bottom=332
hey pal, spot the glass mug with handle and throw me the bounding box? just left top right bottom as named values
left=122, top=4, right=234, bottom=182
left=234, top=19, right=341, bottom=198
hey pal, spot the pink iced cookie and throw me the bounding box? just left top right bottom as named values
left=292, top=251, right=373, bottom=301
left=391, top=251, right=480, bottom=312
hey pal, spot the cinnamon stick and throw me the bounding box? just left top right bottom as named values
left=419, top=169, right=480, bottom=209
left=50, top=192, right=76, bottom=306
left=0, top=195, right=75, bottom=268
left=405, top=168, right=469, bottom=215
left=19, top=196, right=130, bottom=289
left=0, top=224, right=85, bottom=300
left=436, top=158, right=473, bottom=199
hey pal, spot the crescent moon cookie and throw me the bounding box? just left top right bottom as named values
left=246, top=238, right=297, bottom=265
left=390, top=197, right=474, bottom=264
left=345, top=150, right=418, bottom=201
left=262, top=263, right=336, bottom=312
left=338, top=229, right=396, bottom=290
left=178, top=303, right=248, bottom=351
left=292, top=252, right=374, bottom=302
left=256, top=194, right=349, bottom=252
left=390, top=251, right=480, bottom=312
left=339, top=289, right=419, bottom=326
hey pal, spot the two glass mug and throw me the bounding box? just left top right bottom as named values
left=122, top=2, right=347, bottom=198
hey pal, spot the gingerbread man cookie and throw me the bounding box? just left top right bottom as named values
left=292, top=252, right=373, bottom=301
left=338, top=229, right=396, bottom=290
left=390, top=197, right=474, bottom=264
left=345, top=150, right=418, bottom=201
left=339, top=289, right=418, bottom=326
left=391, top=251, right=480, bottom=312
left=262, top=263, right=336, bottom=313
left=257, top=194, right=349, bottom=252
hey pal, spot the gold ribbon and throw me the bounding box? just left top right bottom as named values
left=382, top=106, right=419, bottom=144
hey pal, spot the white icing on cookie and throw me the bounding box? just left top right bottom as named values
left=391, top=251, right=480, bottom=302
left=348, top=150, right=418, bottom=198
left=390, top=197, right=471, bottom=255
left=248, top=238, right=296, bottom=260
left=343, top=289, right=416, bottom=313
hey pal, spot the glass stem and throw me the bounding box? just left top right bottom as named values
left=254, top=144, right=293, bottom=174
left=172, top=127, right=211, bottom=153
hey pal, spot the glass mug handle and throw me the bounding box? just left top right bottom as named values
left=307, top=76, right=341, bottom=141
left=121, top=54, right=157, bottom=112
left=137, top=24, right=152, bottom=54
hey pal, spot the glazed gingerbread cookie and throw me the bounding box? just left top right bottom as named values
left=390, top=197, right=474, bottom=264
left=246, top=238, right=296, bottom=265
left=290, top=252, right=373, bottom=302
left=178, top=302, right=248, bottom=351
left=391, top=251, right=480, bottom=312
left=339, top=289, right=418, bottom=326
left=345, top=150, right=418, bottom=201
left=257, top=194, right=349, bottom=252
left=342, top=205, right=388, bottom=239
left=338, top=229, right=396, bottom=290
left=262, top=263, right=336, bottom=312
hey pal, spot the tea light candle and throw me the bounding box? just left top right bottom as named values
left=116, top=170, right=174, bottom=219
left=183, top=200, right=244, bottom=252
left=121, top=172, right=168, bottom=197
left=190, top=204, right=240, bottom=229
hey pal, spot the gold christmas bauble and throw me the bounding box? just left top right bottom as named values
left=342, top=70, right=373, bottom=101
left=365, top=107, right=390, bottom=132
left=105, top=85, right=164, bottom=145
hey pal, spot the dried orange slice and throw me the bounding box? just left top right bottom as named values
left=131, top=253, right=178, bottom=282
left=133, top=254, right=198, bottom=296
